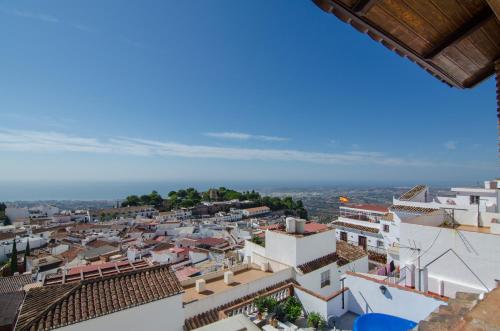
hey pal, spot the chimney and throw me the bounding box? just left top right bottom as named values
left=295, top=219, right=306, bottom=234
left=261, top=261, right=270, bottom=272
left=420, top=267, right=429, bottom=292
left=286, top=217, right=296, bottom=233
left=404, top=264, right=415, bottom=288
left=195, top=279, right=206, bottom=293
left=224, top=271, right=234, bottom=285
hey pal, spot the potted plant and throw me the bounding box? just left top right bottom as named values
left=283, top=296, right=302, bottom=323
left=307, top=312, right=326, bottom=330
left=254, top=297, right=266, bottom=320
left=272, top=303, right=286, bottom=325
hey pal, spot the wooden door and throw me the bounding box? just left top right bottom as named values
left=358, top=235, right=367, bottom=251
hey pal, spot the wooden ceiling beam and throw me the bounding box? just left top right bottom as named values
left=353, top=0, right=381, bottom=15
left=320, top=0, right=463, bottom=88
left=424, top=7, right=494, bottom=60
left=486, top=0, right=500, bottom=21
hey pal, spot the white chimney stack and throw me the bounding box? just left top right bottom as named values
left=195, top=279, right=206, bottom=293
left=295, top=219, right=306, bottom=234
left=224, top=271, right=234, bottom=285
left=286, top=217, right=296, bottom=233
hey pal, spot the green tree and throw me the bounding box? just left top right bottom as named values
left=140, top=194, right=151, bottom=205
left=121, top=195, right=141, bottom=207
left=10, top=239, right=18, bottom=275
left=148, top=190, right=163, bottom=207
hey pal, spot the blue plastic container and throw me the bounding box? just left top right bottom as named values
left=353, top=313, right=417, bottom=331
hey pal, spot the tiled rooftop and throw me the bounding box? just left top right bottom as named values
left=297, top=240, right=366, bottom=273
left=43, top=259, right=151, bottom=285
left=297, top=252, right=339, bottom=274
left=390, top=205, right=438, bottom=214
left=16, top=264, right=183, bottom=331
left=182, top=268, right=273, bottom=304
left=336, top=240, right=368, bottom=266
left=333, top=221, right=380, bottom=234
left=399, top=185, right=426, bottom=201
left=0, top=274, right=34, bottom=294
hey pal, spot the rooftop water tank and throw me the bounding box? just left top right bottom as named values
left=295, top=219, right=306, bottom=234
left=286, top=217, right=296, bottom=233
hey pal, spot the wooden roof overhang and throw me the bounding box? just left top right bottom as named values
left=312, top=0, right=500, bottom=89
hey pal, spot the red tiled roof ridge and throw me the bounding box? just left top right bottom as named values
left=297, top=251, right=339, bottom=274
left=399, top=185, right=427, bottom=201
left=333, top=221, right=380, bottom=234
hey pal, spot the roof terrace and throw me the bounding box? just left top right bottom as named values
left=182, top=266, right=273, bottom=304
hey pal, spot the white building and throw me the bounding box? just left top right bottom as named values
left=399, top=208, right=500, bottom=298
left=242, top=206, right=271, bottom=218
left=5, top=205, right=60, bottom=223
left=0, top=235, right=48, bottom=262
left=333, top=204, right=388, bottom=255
left=383, top=181, right=500, bottom=266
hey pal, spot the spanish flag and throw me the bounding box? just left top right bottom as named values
left=339, top=196, right=350, bottom=204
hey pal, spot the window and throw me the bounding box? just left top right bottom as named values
left=340, top=231, right=347, bottom=242
left=470, top=195, right=480, bottom=205
left=320, top=270, right=330, bottom=288
left=377, top=240, right=384, bottom=248
left=383, top=224, right=390, bottom=232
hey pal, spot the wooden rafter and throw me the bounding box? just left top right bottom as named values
left=353, top=0, right=380, bottom=15
left=424, top=7, right=494, bottom=60
left=486, top=0, right=500, bottom=21
left=317, top=0, right=462, bottom=87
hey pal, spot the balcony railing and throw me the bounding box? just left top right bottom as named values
left=345, top=239, right=386, bottom=255
left=219, top=283, right=293, bottom=319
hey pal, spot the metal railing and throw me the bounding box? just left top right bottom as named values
left=383, top=265, right=407, bottom=285
left=345, top=239, right=386, bottom=255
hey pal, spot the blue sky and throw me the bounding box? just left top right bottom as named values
left=0, top=1, right=497, bottom=185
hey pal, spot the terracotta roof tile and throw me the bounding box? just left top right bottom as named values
left=390, top=205, right=438, bottom=214
left=333, top=221, right=379, bottom=234
left=0, top=274, right=34, bottom=294
left=297, top=252, right=339, bottom=274
left=16, top=264, right=183, bottom=331
left=336, top=240, right=367, bottom=266
left=399, top=185, right=427, bottom=200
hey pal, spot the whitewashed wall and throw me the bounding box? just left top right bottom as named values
left=400, top=223, right=500, bottom=297
left=265, top=230, right=336, bottom=267
left=294, top=287, right=348, bottom=320
left=296, top=264, right=341, bottom=297
left=57, top=294, right=184, bottom=331
left=345, top=274, right=445, bottom=323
